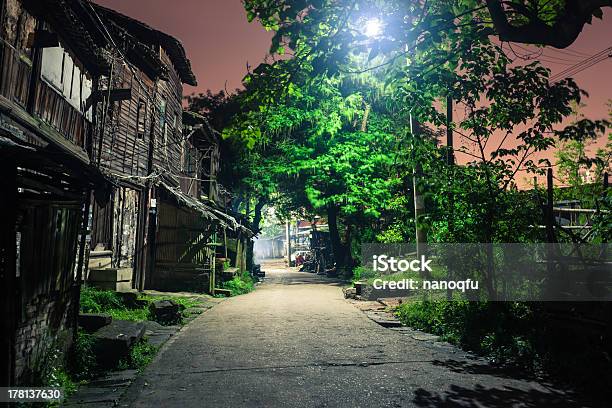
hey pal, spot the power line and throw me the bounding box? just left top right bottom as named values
left=550, top=46, right=612, bottom=83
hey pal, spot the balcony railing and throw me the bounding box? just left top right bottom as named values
left=0, top=39, right=89, bottom=150
left=0, top=39, right=31, bottom=108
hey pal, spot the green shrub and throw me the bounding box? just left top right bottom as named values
left=395, top=300, right=538, bottom=366
left=80, top=286, right=124, bottom=313
left=70, top=330, right=98, bottom=381
left=222, top=272, right=255, bottom=296
left=352, top=266, right=377, bottom=282
left=118, top=340, right=158, bottom=372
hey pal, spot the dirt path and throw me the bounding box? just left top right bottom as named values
left=121, top=260, right=600, bottom=407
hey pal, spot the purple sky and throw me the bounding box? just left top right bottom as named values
left=93, top=0, right=611, bottom=121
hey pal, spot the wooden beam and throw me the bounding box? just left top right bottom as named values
left=27, top=30, right=59, bottom=49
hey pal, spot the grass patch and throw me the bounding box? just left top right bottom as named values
left=395, top=299, right=612, bottom=392
left=69, top=329, right=99, bottom=381
left=118, top=340, right=158, bottom=373
left=139, top=294, right=202, bottom=310
left=80, top=286, right=124, bottom=313
left=222, top=272, right=255, bottom=296
left=80, top=286, right=205, bottom=323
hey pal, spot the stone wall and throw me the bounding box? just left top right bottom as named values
left=14, top=287, right=74, bottom=385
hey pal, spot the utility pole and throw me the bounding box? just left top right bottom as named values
left=285, top=221, right=292, bottom=266
left=446, top=95, right=454, bottom=299
left=410, top=114, right=427, bottom=268
left=446, top=95, right=454, bottom=165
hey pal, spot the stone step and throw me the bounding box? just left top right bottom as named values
left=87, top=280, right=132, bottom=292
left=62, top=370, right=137, bottom=407
left=89, top=267, right=133, bottom=282
left=88, top=369, right=138, bottom=387
left=214, top=288, right=232, bottom=297
left=92, top=320, right=145, bottom=369
left=366, top=311, right=403, bottom=328
left=149, top=300, right=181, bottom=324
left=88, top=250, right=113, bottom=270
left=62, top=385, right=125, bottom=406
left=78, top=313, right=112, bottom=332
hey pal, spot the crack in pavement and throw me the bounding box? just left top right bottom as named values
left=145, top=359, right=438, bottom=376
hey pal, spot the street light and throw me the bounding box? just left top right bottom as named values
left=363, top=18, right=383, bottom=38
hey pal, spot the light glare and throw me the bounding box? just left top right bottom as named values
left=364, top=18, right=383, bottom=38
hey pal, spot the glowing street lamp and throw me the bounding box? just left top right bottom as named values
left=363, top=18, right=383, bottom=38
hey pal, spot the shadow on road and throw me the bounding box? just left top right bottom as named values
left=413, top=384, right=598, bottom=408
left=431, top=359, right=536, bottom=382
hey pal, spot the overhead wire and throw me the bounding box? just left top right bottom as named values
left=550, top=46, right=612, bottom=83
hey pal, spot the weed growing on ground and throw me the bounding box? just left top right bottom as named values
left=117, top=340, right=158, bottom=373
left=80, top=286, right=204, bottom=323
left=395, top=299, right=612, bottom=392
left=222, top=272, right=255, bottom=296
left=70, top=329, right=98, bottom=381
left=80, top=286, right=124, bottom=312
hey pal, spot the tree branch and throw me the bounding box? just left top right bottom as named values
left=485, top=0, right=612, bottom=48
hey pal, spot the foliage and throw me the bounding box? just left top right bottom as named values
left=222, top=272, right=255, bottom=296
left=69, top=330, right=98, bottom=381
left=351, top=265, right=376, bottom=282
left=396, top=299, right=612, bottom=390
left=80, top=286, right=124, bottom=313
left=117, top=341, right=158, bottom=373
left=396, top=300, right=537, bottom=366
left=80, top=286, right=203, bottom=323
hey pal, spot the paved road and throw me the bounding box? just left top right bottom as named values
left=123, top=260, right=600, bottom=407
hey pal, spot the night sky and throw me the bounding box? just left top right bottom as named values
left=93, top=0, right=611, bottom=120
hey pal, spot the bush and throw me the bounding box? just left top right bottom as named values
left=80, top=286, right=124, bottom=313
left=395, top=300, right=538, bottom=366
left=222, top=272, right=255, bottom=296
left=352, top=266, right=377, bottom=282
left=395, top=299, right=612, bottom=392
left=118, top=340, right=158, bottom=372
left=69, top=329, right=98, bottom=381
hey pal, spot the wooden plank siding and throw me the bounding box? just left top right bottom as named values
left=150, top=199, right=215, bottom=291
left=93, top=62, right=153, bottom=178
left=0, top=7, right=91, bottom=155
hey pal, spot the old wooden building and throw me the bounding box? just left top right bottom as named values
left=0, top=0, right=111, bottom=387
left=1, top=0, right=254, bottom=387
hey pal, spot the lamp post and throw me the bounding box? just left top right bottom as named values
left=362, top=17, right=440, bottom=268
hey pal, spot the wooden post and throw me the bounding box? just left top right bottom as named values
left=285, top=221, right=292, bottom=266
left=544, top=167, right=558, bottom=298
left=0, top=157, right=17, bottom=387
left=446, top=95, right=454, bottom=165
left=446, top=96, right=454, bottom=299
left=73, top=188, right=92, bottom=341
left=410, top=114, right=427, bottom=270
left=546, top=167, right=555, bottom=243
left=26, top=23, right=43, bottom=114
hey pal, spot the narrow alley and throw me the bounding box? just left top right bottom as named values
left=119, top=261, right=600, bottom=408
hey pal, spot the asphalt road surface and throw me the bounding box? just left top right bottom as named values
left=122, top=260, right=601, bottom=408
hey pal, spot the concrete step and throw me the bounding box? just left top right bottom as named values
left=78, top=313, right=112, bottom=332
left=92, top=320, right=145, bottom=368
left=366, top=311, right=403, bottom=328
left=62, top=370, right=137, bottom=407
left=88, top=250, right=113, bottom=270
left=89, top=267, right=133, bottom=282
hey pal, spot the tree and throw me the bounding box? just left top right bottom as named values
left=484, top=0, right=611, bottom=48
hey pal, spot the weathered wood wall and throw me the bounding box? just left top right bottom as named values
left=150, top=198, right=215, bottom=291
left=93, top=62, right=153, bottom=178
left=14, top=196, right=82, bottom=385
